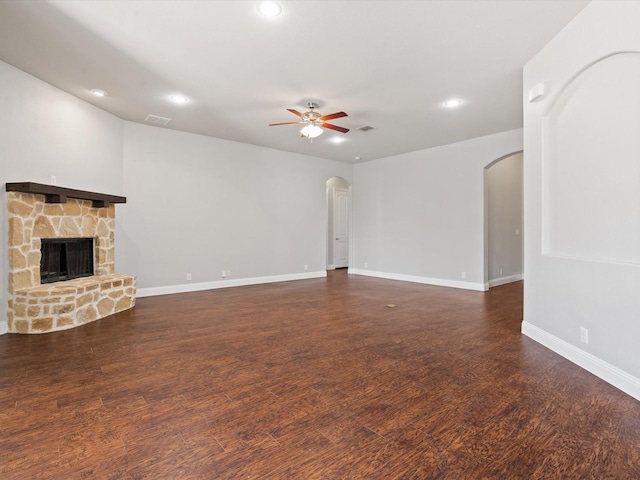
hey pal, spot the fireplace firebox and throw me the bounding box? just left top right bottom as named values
left=40, top=237, right=94, bottom=284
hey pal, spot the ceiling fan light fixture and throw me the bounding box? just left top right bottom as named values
left=258, top=1, right=282, bottom=17
left=269, top=103, right=347, bottom=139
left=300, top=124, right=323, bottom=139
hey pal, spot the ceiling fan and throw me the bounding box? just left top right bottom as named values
left=269, top=102, right=349, bottom=140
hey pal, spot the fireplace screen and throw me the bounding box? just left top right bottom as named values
left=40, top=238, right=94, bottom=284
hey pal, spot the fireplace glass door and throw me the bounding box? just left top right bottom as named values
left=40, top=238, right=94, bottom=284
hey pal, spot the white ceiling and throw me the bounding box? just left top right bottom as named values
left=0, top=0, right=589, bottom=164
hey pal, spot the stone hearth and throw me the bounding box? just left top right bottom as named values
left=6, top=185, right=135, bottom=333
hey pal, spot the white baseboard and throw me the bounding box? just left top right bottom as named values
left=522, top=321, right=640, bottom=401
left=348, top=269, right=488, bottom=291
left=327, top=264, right=335, bottom=270
left=488, top=273, right=524, bottom=288
left=137, top=271, right=327, bottom=298
left=0, top=321, right=7, bottom=336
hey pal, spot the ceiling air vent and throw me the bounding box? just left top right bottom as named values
left=144, top=114, right=172, bottom=126
left=358, top=125, right=375, bottom=132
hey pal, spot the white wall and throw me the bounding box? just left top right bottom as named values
left=351, top=129, right=522, bottom=290
left=0, top=60, right=124, bottom=333
left=485, top=152, right=523, bottom=286
left=119, top=122, right=352, bottom=296
left=523, top=1, right=640, bottom=399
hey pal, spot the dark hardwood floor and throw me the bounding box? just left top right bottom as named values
left=1, top=270, right=639, bottom=479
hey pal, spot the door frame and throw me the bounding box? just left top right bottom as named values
left=333, top=187, right=350, bottom=268
left=326, top=177, right=352, bottom=271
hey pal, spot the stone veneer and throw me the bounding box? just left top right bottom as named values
left=7, top=191, right=135, bottom=333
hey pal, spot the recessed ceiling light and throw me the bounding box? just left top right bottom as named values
left=444, top=98, right=463, bottom=108
left=170, top=95, right=188, bottom=104
left=91, top=88, right=108, bottom=97
left=329, top=136, right=347, bottom=144
left=258, top=1, right=282, bottom=17
left=355, top=156, right=362, bottom=161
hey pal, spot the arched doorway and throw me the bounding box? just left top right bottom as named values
left=484, top=152, right=524, bottom=288
left=326, top=177, right=351, bottom=270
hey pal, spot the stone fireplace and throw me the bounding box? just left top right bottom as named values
left=6, top=182, right=136, bottom=334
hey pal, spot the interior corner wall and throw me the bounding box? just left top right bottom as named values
left=351, top=129, right=522, bottom=290
left=0, top=60, right=124, bottom=334
left=119, top=122, right=352, bottom=294
left=523, top=1, right=640, bottom=399
left=0, top=104, right=6, bottom=335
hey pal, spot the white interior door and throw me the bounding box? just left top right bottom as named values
left=334, top=188, right=349, bottom=268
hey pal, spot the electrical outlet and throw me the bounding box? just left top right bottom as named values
left=50, top=175, right=57, bottom=185
left=580, top=327, right=589, bottom=344
left=499, top=268, right=503, bottom=276
left=304, top=264, right=308, bottom=271
left=461, top=272, right=467, bottom=279
left=227, top=270, right=231, bottom=277
left=221, top=270, right=226, bottom=278
left=364, top=262, right=368, bottom=268
left=186, top=273, right=192, bottom=281
left=516, top=228, right=520, bottom=236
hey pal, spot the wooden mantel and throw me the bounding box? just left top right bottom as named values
left=6, top=182, right=126, bottom=208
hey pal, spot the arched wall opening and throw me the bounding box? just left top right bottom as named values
left=484, top=151, right=524, bottom=288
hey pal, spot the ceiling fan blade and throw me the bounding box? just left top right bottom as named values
left=320, top=111, right=348, bottom=121
left=322, top=123, right=349, bottom=134
left=287, top=109, right=303, bottom=117
left=269, top=121, right=301, bottom=126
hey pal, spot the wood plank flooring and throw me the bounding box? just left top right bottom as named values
left=1, top=270, right=639, bottom=479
